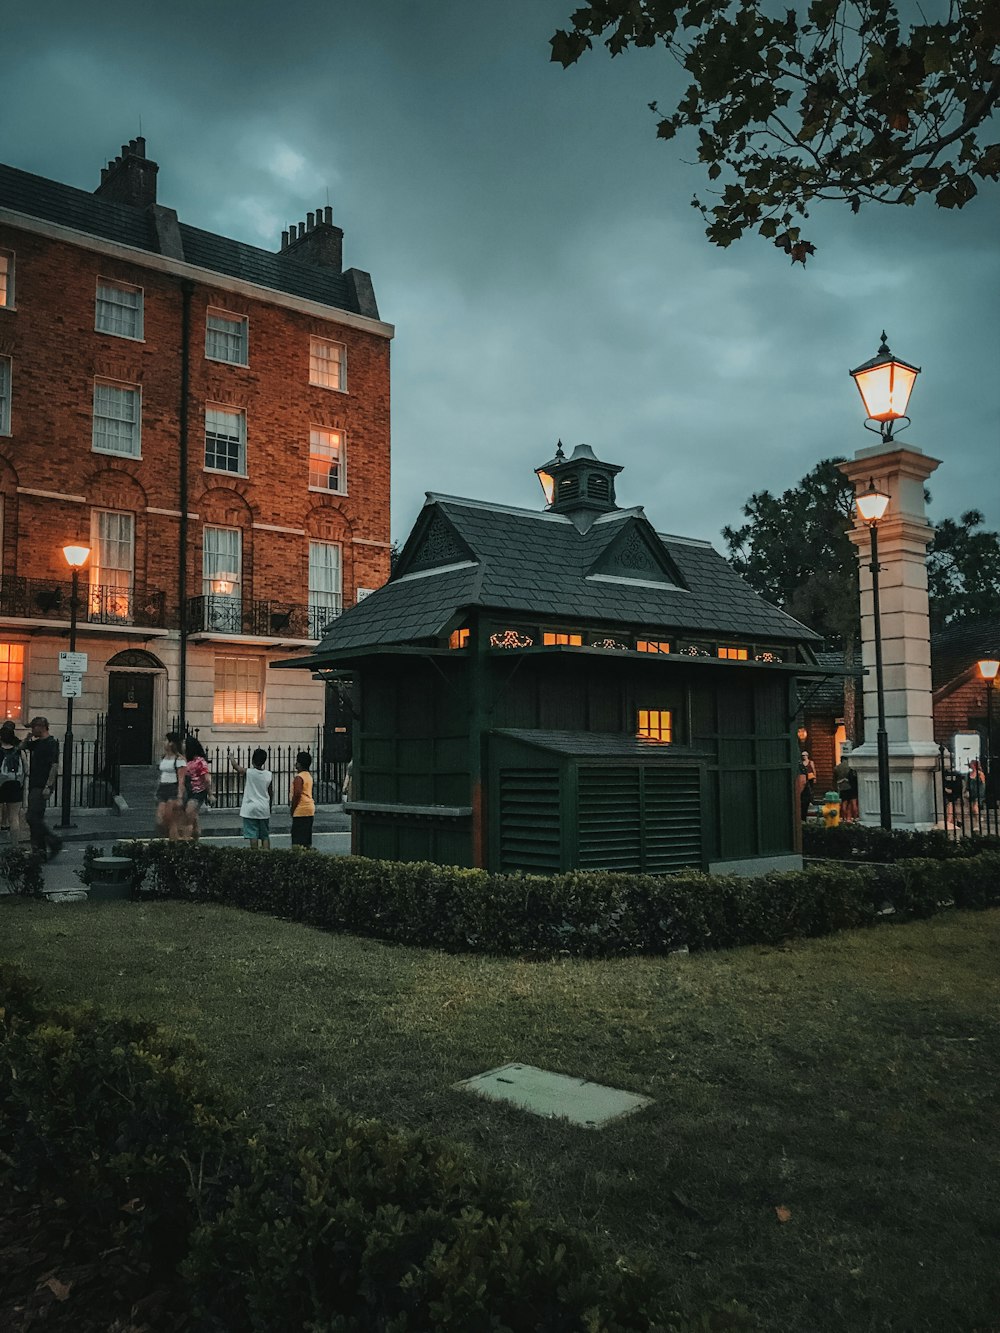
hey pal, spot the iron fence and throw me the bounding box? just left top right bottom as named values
left=185, top=596, right=336, bottom=639
left=934, top=744, right=999, bottom=838
left=43, top=714, right=120, bottom=810
left=168, top=722, right=346, bottom=807
left=0, top=576, right=166, bottom=627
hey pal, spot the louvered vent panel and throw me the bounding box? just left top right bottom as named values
left=643, top=767, right=702, bottom=871
left=498, top=768, right=562, bottom=872
left=578, top=768, right=642, bottom=871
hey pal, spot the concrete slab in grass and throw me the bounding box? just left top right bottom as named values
left=453, top=1062, right=652, bottom=1129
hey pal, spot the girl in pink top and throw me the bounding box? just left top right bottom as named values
left=182, top=736, right=212, bottom=843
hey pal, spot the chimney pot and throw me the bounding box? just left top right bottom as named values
left=281, top=229, right=289, bottom=249
left=298, top=221, right=306, bottom=239
left=307, top=211, right=315, bottom=230
left=324, top=206, right=333, bottom=224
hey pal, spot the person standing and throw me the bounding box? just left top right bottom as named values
left=797, top=749, right=817, bottom=823
left=833, top=743, right=859, bottom=823
left=967, top=759, right=986, bottom=820
left=0, top=720, right=28, bottom=848
left=155, top=732, right=187, bottom=839
left=230, top=748, right=273, bottom=850
left=182, top=736, right=212, bottom=843
left=290, top=750, right=315, bottom=848
left=23, top=716, right=62, bottom=861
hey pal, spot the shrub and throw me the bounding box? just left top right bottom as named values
left=803, top=823, right=1000, bottom=863
left=1, top=962, right=740, bottom=1332
left=0, top=846, right=45, bottom=897
left=106, top=839, right=1000, bottom=962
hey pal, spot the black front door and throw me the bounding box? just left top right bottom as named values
left=108, top=673, right=154, bottom=765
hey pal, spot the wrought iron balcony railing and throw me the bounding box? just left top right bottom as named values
left=187, top=595, right=342, bottom=639
left=0, top=577, right=166, bottom=628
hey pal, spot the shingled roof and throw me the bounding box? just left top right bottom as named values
left=0, top=158, right=372, bottom=319
left=931, top=616, right=1000, bottom=693
left=304, top=482, right=821, bottom=660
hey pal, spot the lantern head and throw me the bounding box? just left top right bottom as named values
left=979, top=658, right=1000, bottom=682
left=849, top=332, right=920, bottom=440
left=855, top=478, right=891, bottom=525
left=62, top=544, right=91, bottom=569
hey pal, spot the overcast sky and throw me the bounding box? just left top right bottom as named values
left=6, top=0, right=999, bottom=550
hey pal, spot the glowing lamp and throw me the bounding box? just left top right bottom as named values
left=62, top=544, right=91, bottom=568
left=979, top=658, right=1000, bottom=682
left=536, top=469, right=555, bottom=507
left=849, top=332, right=919, bottom=434
left=855, top=478, right=890, bottom=525
left=213, top=576, right=235, bottom=597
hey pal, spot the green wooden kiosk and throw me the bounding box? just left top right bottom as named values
left=277, top=444, right=829, bottom=875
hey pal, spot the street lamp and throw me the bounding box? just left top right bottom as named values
left=855, top=479, right=892, bottom=829
left=60, top=543, right=90, bottom=829
left=979, top=656, right=999, bottom=835
left=850, top=332, right=920, bottom=443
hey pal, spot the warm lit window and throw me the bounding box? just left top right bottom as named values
left=93, top=380, right=140, bottom=457
left=95, top=279, right=143, bottom=339
left=0, top=251, right=13, bottom=308
left=0, top=642, right=25, bottom=722
left=309, top=427, right=345, bottom=492
left=89, top=510, right=134, bottom=624
left=637, top=640, right=671, bottom=654
left=449, top=628, right=470, bottom=649
left=206, top=310, right=249, bottom=365
left=308, top=541, right=343, bottom=638
left=718, top=647, right=749, bottom=660
left=202, top=526, right=242, bottom=632
left=637, top=709, right=673, bottom=743
left=309, top=337, right=346, bottom=390
left=0, top=357, right=10, bottom=435
left=205, top=405, right=246, bottom=474
left=213, top=655, right=262, bottom=725
left=542, top=631, right=583, bottom=646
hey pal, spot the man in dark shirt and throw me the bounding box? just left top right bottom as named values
left=23, top=716, right=62, bottom=860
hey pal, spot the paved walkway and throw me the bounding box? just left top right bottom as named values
left=2, top=802, right=353, bottom=897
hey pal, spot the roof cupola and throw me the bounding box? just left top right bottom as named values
left=535, top=443, right=623, bottom=527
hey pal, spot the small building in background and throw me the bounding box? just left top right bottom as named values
left=279, top=444, right=830, bottom=875
left=0, top=138, right=392, bottom=776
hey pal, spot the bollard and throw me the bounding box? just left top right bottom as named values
left=88, top=855, right=133, bottom=902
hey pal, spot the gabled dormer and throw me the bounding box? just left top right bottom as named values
left=535, top=443, right=623, bottom=529
left=587, top=516, right=688, bottom=591
left=391, top=501, right=477, bottom=580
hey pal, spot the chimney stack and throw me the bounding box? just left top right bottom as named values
left=94, top=136, right=158, bottom=208
left=278, top=202, right=344, bottom=271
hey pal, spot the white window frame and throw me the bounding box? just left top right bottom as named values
left=0, top=357, right=10, bottom=435
left=95, top=278, right=144, bottom=340
left=213, top=654, right=264, bottom=727
left=206, top=309, right=249, bottom=366
left=92, top=379, right=141, bottom=458
left=0, top=640, right=26, bottom=724
left=89, top=509, right=135, bottom=624
left=0, top=250, right=14, bottom=310
left=308, top=541, right=343, bottom=638
left=204, top=404, right=247, bottom=475
left=309, top=336, right=346, bottom=391
left=308, top=426, right=345, bottom=494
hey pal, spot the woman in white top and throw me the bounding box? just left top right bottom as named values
left=230, top=748, right=273, bottom=850
left=155, top=732, right=187, bottom=839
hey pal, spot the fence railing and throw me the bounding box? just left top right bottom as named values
left=186, top=596, right=337, bottom=640
left=44, top=714, right=120, bottom=810
left=168, top=722, right=347, bottom=808
left=0, top=577, right=167, bottom=628
left=934, top=745, right=999, bottom=838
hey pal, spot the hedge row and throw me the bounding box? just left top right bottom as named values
left=104, top=840, right=1000, bottom=958
left=0, top=846, right=45, bottom=897
left=804, top=824, right=1000, bottom=863
left=0, top=964, right=743, bottom=1332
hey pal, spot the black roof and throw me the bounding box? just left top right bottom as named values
left=0, top=162, right=365, bottom=318
left=931, top=616, right=1000, bottom=693
left=306, top=492, right=821, bottom=657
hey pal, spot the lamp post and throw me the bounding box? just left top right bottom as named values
left=855, top=480, right=892, bottom=829
left=60, top=544, right=90, bottom=829
left=979, top=657, right=999, bottom=835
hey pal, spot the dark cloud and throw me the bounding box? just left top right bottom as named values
left=6, top=0, right=998, bottom=546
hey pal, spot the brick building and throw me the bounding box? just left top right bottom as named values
left=0, top=138, right=392, bottom=767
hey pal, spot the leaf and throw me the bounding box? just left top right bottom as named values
left=775, top=1204, right=793, bottom=1223
left=44, top=1276, right=72, bottom=1301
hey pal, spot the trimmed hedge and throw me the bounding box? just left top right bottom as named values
left=0, top=963, right=745, bottom=1332
left=804, top=823, right=1000, bottom=863
left=106, top=840, right=1000, bottom=958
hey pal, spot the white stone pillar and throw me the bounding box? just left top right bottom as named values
left=838, top=444, right=942, bottom=829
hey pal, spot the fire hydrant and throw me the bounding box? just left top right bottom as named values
left=822, top=790, right=841, bottom=827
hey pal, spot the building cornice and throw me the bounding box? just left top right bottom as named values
left=0, top=206, right=395, bottom=341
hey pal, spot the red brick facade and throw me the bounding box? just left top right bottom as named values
left=0, top=142, right=392, bottom=759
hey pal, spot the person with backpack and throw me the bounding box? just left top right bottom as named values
left=0, top=720, right=28, bottom=848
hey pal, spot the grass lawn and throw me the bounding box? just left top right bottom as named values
left=3, top=896, right=999, bottom=1332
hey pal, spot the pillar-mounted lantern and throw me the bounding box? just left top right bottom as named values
left=855, top=478, right=891, bottom=525
left=849, top=332, right=920, bottom=443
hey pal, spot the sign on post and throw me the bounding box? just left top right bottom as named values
left=61, top=674, right=82, bottom=698
left=59, top=651, right=88, bottom=674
